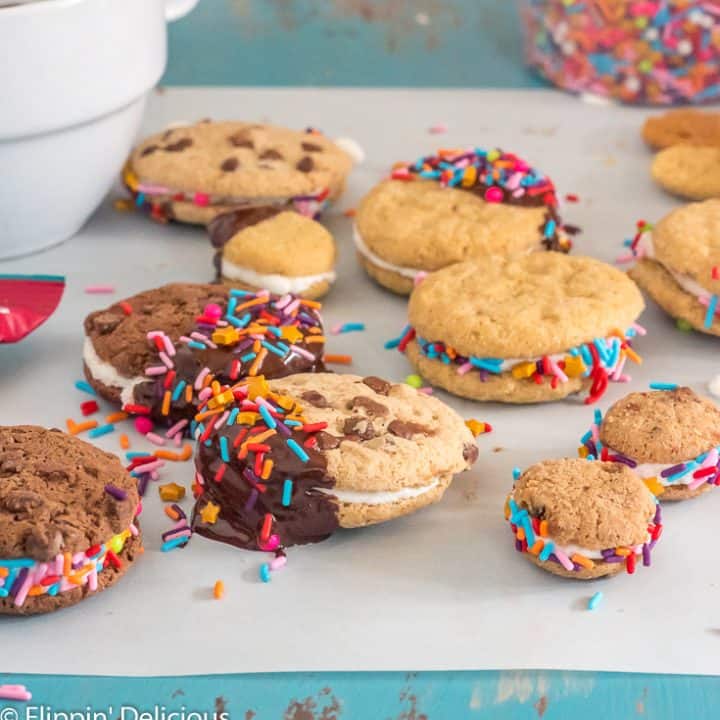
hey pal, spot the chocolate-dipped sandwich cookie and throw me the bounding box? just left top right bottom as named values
left=397, top=253, right=645, bottom=404
left=83, top=283, right=325, bottom=427
left=209, top=207, right=336, bottom=300
left=123, top=121, right=354, bottom=224
left=581, top=387, right=720, bottom=501
left=191, top=373, right=478, bottom=550
left=0, top=426, right=141, bottom=614
left=354, top=147, right=572, bottom=295
left=506, top=459, right=661, bottom=580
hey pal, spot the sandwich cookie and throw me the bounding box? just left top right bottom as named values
left=123, top=121, right=354, bottom=224
left=651, top=145, right=720, bottom=200
left=628, top=200, right=720, bottom=335
left=354, top=148, right=572, bottom=295
left=395, top=253, right=645, bottom=404
left=209, top=207, right=336, bottom=300
left=0, top=426, right=141, bottom=614
left=581, top=387, right=720, bottom=501
left=83, top=283, right=325, bottom=427
left=191, top=372, right=477, bottom=550
left=506, top=459, right=661, bottom=580
left=643, top=109, right=720, bottom=151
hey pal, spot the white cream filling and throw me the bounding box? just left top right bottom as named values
left=82, top=338, right=144, bottom=406
left=316, top=477, right=439, bottom=506
left=352, top=225, right=422, bottom=279
left=644, top=235, right=714, bottom=301
left=220, top=259, right=336, bottom=295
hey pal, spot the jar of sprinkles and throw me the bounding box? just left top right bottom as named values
left=519, top=0, right=720, bottom=105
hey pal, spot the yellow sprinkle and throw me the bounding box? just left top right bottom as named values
left=114, top=198, right=133, bottom=212
left=212, top=327, right=240, bottom=345
left=462, top=166, right=477, bottom=187
left=200, top=502, right=221, bottom=525
left=236, top=412, right=259, bottom=426
left=207, top=389, right=235, bottom=410
left=247, top=376, right=270, bottom=400
left=578, top=446, right=589, bottom=458
left=563, top=355, right=586, bottom=378
left=512, top=362, right=536, bottom=379
left=465, top=419, right=487, bottom=437
left=158, top=482, right=186, bottom=502
left=280, top=326, right=304, bottom=344
left=643, top=477, right=665, bottom=497
left=615, top=547, right=632, bottom=557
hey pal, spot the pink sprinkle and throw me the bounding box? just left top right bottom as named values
left=174, top=433, right=182, bottom=447
left=194, top=367, right=211, bottom=390
left=0, top=685, right=32, bottom=701
left=145, top=365, right=167, bottom=376
left=194, top=192, right=210, bottom=207
left=330, top=323, right=343, bottom=335
left=631, top=322, right=647, bottom=336
left=290, top=344, right=314, bottom=361
left=418, top=387, right=433, bottom=395
left=88, top=568, right=98, bottom=592
left=270, top=555, right=287, bottom=571
left=134, top=459, right=164, bottom=475
left=85, top=285, right=115, bottom=294
left=616, top=253, right=636, bottom=265
left=414, top=271, right=428, bottom=287
left=429, top=122, right=448, bottom=134
left=485, top=186, right=503, bottom=203
left=547, top=357, right=568, bottom=383
left=198, top=386, right=213, bottom=402
left=165, top=419, right=189, bottom=438
left=134, top=416, right=154, bottom=435
left=145, top=432, right=165, bottom=446
left=159, top=351, right=174, bottom=369
left=129, top=523, right=139, bottom=536
left=195, top=471, right=205, bottom=487
left=258, top=534, right=280, bottom=551
left=456, top=362, right=473, bottom=375
left=204, top=303, right=222, bottom=320
left=553, top=547, right=574, bottom=572
left=162, top=334, right=176, bottom=357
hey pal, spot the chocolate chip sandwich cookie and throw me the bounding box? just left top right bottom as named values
left=629, top=200, right=720, bottom=334
left=123, top=121, right=354, bottom=224
left=354, top=147, right=572, bottom=295
left=209, top=207, right=336, bottom=300
left=395, top=253, right=645, bottom=404
left=506, top=459, right=661, bottom=579
left=0, top=426, right=141, bottom=614
left=83, top=283, right=326, bottom=427
left=191, top=373, right=477, bottom=550
left=581, top=386, right=720, bottom=501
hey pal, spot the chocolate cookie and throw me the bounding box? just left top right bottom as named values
left=581, top=387, right=720, bottom=501
left=209, top=207, right=336, bottom=300
left=506, top=459, right=661, bottom=580
left=83, top=283, right=326, bottom=427
left=123, top=121, right=354, bottom=224
left=191, top=372, right=477, bottom=551
left=0, top=426, right=141, bottom=615
left=354, top=148, right=572, bottom=295
left=397, top=253, right=645, bottom=404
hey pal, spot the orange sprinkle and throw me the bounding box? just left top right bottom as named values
left=615, top=547, right=632, bottom=557
left=202, top=372, right=213, bottom=388
left=343, top=208, right=357, bottom=217
left=323, top=354, right=352, bottom=365
left=0, top=567, right=8, bottom=578
left=154, top=444, right=193, bottom=462
left=248, top=348, right=268, bottom=376
left=213, top=580, right=225, bottom=600
left=161, top=390, right=171, bottom=417
left=539, top=520, right=548, bottom=537
left=119, top=434, right=130, bottom=450
left=234, top=297, right=267, bottom=313
left=165, top=505, right=181, bottom=521
left=28, top=586, right=45, bottom=597
left=623, top=347, right=642, bottom=365
left=261, top=458, right=273, bottom=479
left=571, top=553, right=595, bottom=570
left=185, top=384, right=194, bottom=404
left=249, top=429, right=277, bottom=445
left=300, top=299, right=322, bottom=309
left=106, top=411, right=128, bottom=424
left=528, top=540, right=544, bottom=556
left=516, top=527, right=526, bottom=542
left=67, top=419, right=98, bottom=436
left=195, top=408, right=225, bottom=422
left=63, top=553, right=72, bottom=576
left=305, top=335, right=326, bottom=344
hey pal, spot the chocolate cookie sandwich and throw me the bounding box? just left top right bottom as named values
left=506, top=459, right=662, bottom=580
left=395, top=253, right=645, bottom=404
left=123, top=121, right=353, bottom=224
left=580, top=386, right=720, bottom=501
left=83, top=283, right=325, bottom=427
left=354, top=147, right=572, bottom=295
left=0, top=426, right=141, bottom=614
left=209, top=207, right=336, bottom=300
left=191, top=372, right=477, bottom=551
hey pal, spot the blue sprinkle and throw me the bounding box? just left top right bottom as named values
left=226, top=315, right=243, bottom=328
left=705, top=295, right=718, bottom=329
left=241, top=352, right=257, bottom=362
left=88, top=424, right=114, bottom=439
left=229, top=289, right=253, bottom=297
left=258, top=404, right=277, bottom=429
left=593, top=409, right=602, bottom=425
left=539, top=542, right=555, bottom=562
left=172, top=380, right=187, bottom=402
left=588, top=592, right=603, bottom=611
left=649, top=382, right=678, bottom=391
left=161, top=536, right=190, bottom=552
left=384, top=338, right=401, bottom=350
left=287, top=438, right=309, bottom=463
left=0, top=558, right=35, bottom=569
left=259, top=563, right=271, bottom=583
left=512, top=467, right=521, bottom=481
left=227, top=297, right=238, bottom=315
left=135, top=192, right=146, bottom=207
left=586, top=454, right=596, bottom=461
left=47, top=583, right=60, bottom=597
left=126, top=452, right=153, bottom=460
left=261, top=340, right=286, bottom=357
left=282, top=479, right=293, bottom=507
left=228, top=408, right=240, bottom=425
left=75, top=380, right=97, bottom=396
left=544, top=219, right=556, bottom=238
left=340, top=322, right=366, bottom=333
left=219, top=436, right=230, bottom=463
left=187, top=341, right=206, bottom=350
left=581, top=430, right=592, bottom=444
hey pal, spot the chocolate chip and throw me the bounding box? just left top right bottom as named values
left=141, top=145, right=158, bottom=157
left=24, top=526, right=63, bottom=560
left=3, top=490, right=45, bottom=513
left=387, top=420, right=431, bottom=440
left=316, top=431, right=342, bottom=450
left=362, top=376, right=391, bottom=395
left=342, top=417, right=375, bottom=440
left=38, top=465, right=70, bottom=482
left=301, top=141, right=323, bottom=152
left=302, top=390, right=329, bottom=408
left=220, top=157, right=239, bottom=172
left=296, top=156, right=314, bottom=172
left=90, top=311, right=123, bottom=334
left=260, top=149, right=284, bottom=160
left=463, top=442, right=479, bottom=465
left=349, top=396, right=388, bottom=417
left=229, top=133, right=254, bottom=149
left=165, top=138, right=193, bottom=152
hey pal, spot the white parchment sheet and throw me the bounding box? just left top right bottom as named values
left=2, top=89, right=720, bottom=676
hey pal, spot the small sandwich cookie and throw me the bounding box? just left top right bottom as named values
left=506, top=459, right=661, bottom=580
left=628, top=200, right=720, bottom=335
left=651, top=145, right=720, bottom=200
left=0, top=426, right=141, bottom=614
left=354, top=147, right=572, bottom=295
left=123, top=121, right=354, bottom=224
left=643, top=109, right=720, bottom=151
left=191, top=373, right=477, bottom=550
left=209, top=207, right=336, bottom=300
left=83, top=283, right=326, bottom=427
left=581, top=387, right=720, bottom=501
left=395, top=253, right=645, bottom=404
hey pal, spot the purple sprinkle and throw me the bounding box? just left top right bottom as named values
left=611, top=455, right=637, bottom=469
left=601, top=548, right=616, bottom=558
left=170, top=503, right=187, bottom=521
left=137, top=475, right=149, bottom=496
left=275, top=421, right=292, bottom=437
left=661, top=463, right=686, bottom=478
left=243, top=467, right=260, bottom=488
left=479, top=369, right=489, bottom=383
left=642, top=543, right=651, bottom=567
left=10, top=568, right=28, bottom=597
left=548, top=553, right=560, bottom=565
left=586, top=441, right=598, bottom=457
left=649, top=539, right=657, bottom=551
left=515, top=539, right=523, bottom=552
left=105, top=484, right=128, bottom=501
left=654, top=505, right=662, bottom=524
left=245, top=488, right=259, bottom=511
left=162, top=525, right=191, bottom=541
left=603, top=555, right=625, bottom=563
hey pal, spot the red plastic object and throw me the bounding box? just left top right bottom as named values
left=0, top=275, right=65, bottom=344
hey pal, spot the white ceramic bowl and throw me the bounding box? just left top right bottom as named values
left=0, top=0, right=198, bottom=259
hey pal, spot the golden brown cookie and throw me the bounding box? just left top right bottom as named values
left=506, top=459, right=661, bottom=580
left=354, top=148, right=571, bottom=295
left=191, top=373, right=478, bottom=551
left=123, top=121, right=353, bottom=224
left=209, top=207, right=336, bottom=300
left=396, top=254, right=645, bottom=404
left=651, top=145, right=720, bottom=200
left=588, top=387, right=720, bottom=501
left=0, top=426, right=142, bottom=615
left=642, top=109, right=720, bottom=151
left=628, top=200, right=720, bottom=335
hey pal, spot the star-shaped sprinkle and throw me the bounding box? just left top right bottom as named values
left=200, top=501, right=221, bottom=524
